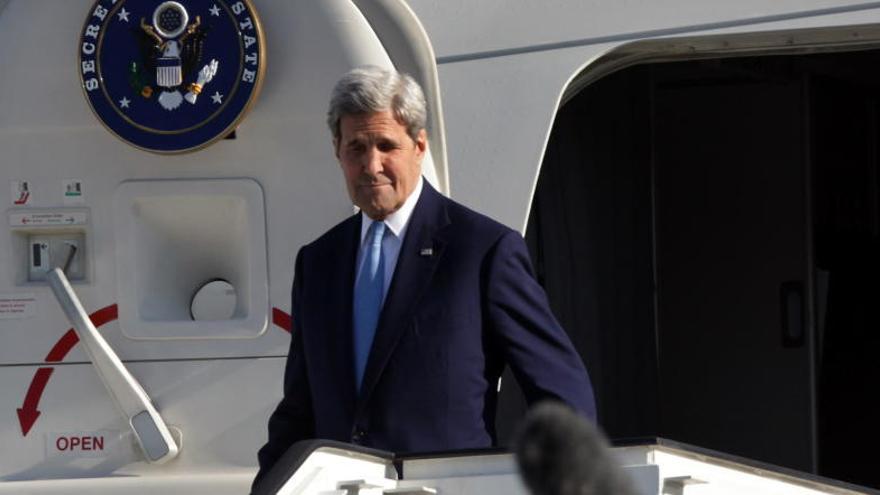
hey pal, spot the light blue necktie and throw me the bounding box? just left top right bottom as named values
left=353, top=220, right=386, bottom=391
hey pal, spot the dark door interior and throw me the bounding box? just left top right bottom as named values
left=653, top=80, right=813, bottom=471
left=499, top=50, right=880, bottom=489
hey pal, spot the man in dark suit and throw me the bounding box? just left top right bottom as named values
left=254, top=66, right=595, bottom=485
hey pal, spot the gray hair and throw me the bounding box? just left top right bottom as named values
left=327, top=66, right=427, bottom=143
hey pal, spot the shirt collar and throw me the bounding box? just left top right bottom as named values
left=360, top=176, right=423, bottom=242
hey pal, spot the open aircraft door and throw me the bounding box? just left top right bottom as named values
left=0, top=0, right=446, bottom=492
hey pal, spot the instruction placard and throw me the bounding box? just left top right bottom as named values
left=0, top=294, right=36, bottom=319
left=9, top=211, right=88, bottom=227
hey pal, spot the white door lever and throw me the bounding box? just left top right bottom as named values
left=47, top=268, right=180, bottom=464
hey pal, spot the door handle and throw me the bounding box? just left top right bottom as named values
left=47, top=268, right=180, bottom=464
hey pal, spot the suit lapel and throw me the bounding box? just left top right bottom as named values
left=357, top=183, right=450, bottom=407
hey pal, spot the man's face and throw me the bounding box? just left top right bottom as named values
left=336, top=110, right=427, bottom=220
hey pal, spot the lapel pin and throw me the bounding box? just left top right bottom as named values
left=420, top=248, right=433, bottom=257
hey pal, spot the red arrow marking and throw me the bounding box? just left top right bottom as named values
left=45, top=329, right=78, bottom=363
left=19, top=304, right=119, bottom=436
left=45, top=304, right=118, bottom=362
left=17, top=367, right=53, bottom=436
left=272, top=307, right=292, bottom=333
left=24, top=303, right=290, bottom=436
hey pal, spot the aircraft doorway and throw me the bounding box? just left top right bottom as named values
left=515, top=49, right=880, bottom=488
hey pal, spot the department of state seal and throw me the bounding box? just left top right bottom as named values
left=78, top=0, right=266, bottom=153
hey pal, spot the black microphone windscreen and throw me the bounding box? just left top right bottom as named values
left=513, top=401, right=637, bottom=495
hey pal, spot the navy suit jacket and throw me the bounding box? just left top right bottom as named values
left=256, top=181, right=595, bottom=480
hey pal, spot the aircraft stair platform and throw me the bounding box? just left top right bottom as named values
left=252, top=439, right=877, bottom=495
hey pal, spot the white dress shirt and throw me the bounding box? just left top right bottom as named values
left=356, top=176, right=424, bottom=302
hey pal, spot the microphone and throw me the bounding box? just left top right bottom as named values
left=513, top=401, right=637, bottom=495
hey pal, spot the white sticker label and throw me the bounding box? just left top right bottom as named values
left=11, top=180, right=32, bottom=206
left=0, top=294, right=36, bottom=319
left=62, top=180, right=85, bottom=205
left=9, top=211, right=88, bottom=227
left=47, top=431, right=122, bottom=458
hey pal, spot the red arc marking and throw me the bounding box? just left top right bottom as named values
left=45, top=304, right=118, bottom=363
left=17, top=367, right=53, bottom=436
left=272, top=307, right=292, bottom=333
left=19, top=304, right=292, bottom=437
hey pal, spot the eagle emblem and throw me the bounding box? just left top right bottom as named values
left=78, top=0, right=266, bottom=153
left=133, top=2, right=217, bottom=110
